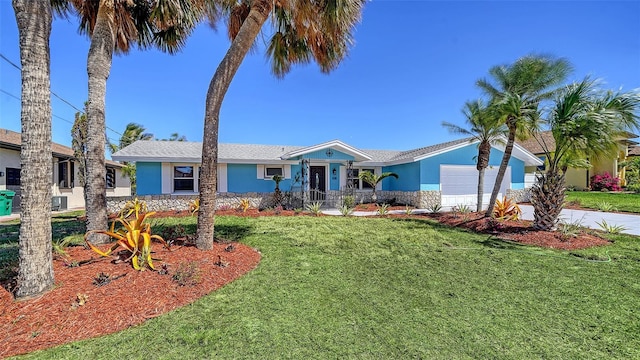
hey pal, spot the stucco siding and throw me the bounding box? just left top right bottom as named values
left=137, top=162, right=162, bottom=195
left=303, top=149, right=355, bottom=161
left=227, top=164, right=293, bottom=193
left=382, top=162, right=420, bottom=191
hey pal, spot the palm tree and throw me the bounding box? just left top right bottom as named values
left=12, top=0, right=62, bottom=299
left=71, top=103, right=88, bottom=188
left=477, top=55, right=572, bottom=217
left=443, top=100, right=508, bottom=212
left=195, top=0, right=367, bottom=250
left=358, top=171, right=399, bottom=203
left=70, top=0, right=202, bottom=243
left=531, top=79, right=640, bottom=230
left=108, top=122, right=154, bottom=195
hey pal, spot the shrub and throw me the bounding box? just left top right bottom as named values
left=493, top=196, right=522, bottom=220
left=306, top=201, right=323, bottom=216
left=590, top=172, right=621, bottom=192
left=84, top=210, right=169, bottom=271
left=118, top=197, right=148, bottom=219
left=238, top=198, right=251, bottom=212
left=189, top=198, right=199, bottom=215
left=338, top=204, right=353, bottom=216
left=376, top=203, right=390, bottom=216
left=342, top=195, right=355, bottom=208
left=626, top=183, right=640, bottom=193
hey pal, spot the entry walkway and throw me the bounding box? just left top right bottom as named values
left=323, top=205, right=640, bottom=236
left=0, top=208, right=84, bottom=223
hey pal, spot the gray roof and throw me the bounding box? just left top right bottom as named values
left=112, top=137, right=541, bottom=166
left=112, top=140, right=305, bottom=162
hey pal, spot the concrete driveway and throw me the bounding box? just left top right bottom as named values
left=519, top=205, right=640, bottom=236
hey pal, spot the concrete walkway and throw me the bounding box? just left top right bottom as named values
left=0, top=208, right=84, bottom=223
left=323, top=205, right=640, bottom=236
left=519, top=205, right=640, bottom=236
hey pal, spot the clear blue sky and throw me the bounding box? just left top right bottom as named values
left=1, top=1, right=639, bottom=154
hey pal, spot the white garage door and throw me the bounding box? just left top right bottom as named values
left=440, top=165, right=510, bottom=210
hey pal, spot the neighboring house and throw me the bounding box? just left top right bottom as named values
left=111, top=138, right=542, bottom=210
left=629, top=145, right=640, bottom=159
left=0, top=128, right=131, bottom=213
left=518, top=131, right=639, bottom=189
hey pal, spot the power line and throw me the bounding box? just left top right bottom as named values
left=0, top=87, right=121, bottom=143
left=1, top=53, right=124, bottom=137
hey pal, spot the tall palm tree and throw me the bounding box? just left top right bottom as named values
left=531, top=79, right=640, bottom=230
left=70, top=0, right=202, bottom=243
left=358, top=171, right=399, bottom=203
left=108, top=122, right=154, bottom=194
left=477, top=55, right=572, bottom=217
left=443, top=100, right=508, bottom=212
left=12, top=0, right=63, bottom=299
left=195, top=0, right=367, bottom=249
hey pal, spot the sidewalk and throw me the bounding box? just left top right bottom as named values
left=0, top=208, right=84, bottom=223
left=323, top=206, right=640, bottom=236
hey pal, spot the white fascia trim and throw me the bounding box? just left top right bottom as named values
left=222, top=159, right=299, bottom=165
left=111, top=156, right=202, bottom=163
left=491, top=142, right=544, bottom=166
left=279, top=139, right=372, bottom=161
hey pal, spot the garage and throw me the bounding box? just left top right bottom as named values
left=440, top=165, right=510, bottom=210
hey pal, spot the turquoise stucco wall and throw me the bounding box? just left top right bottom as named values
left=418, top=144, right=525, bottom=190
left=227, top=164, right=294, bottom=193
left=302, top=149, right=355, bottom=161
left=382, top=162, right=420, bottom=191
left=136, top=162, right=162, bottom=195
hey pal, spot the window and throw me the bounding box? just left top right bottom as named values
left=537, top=156, right=546, bottom=171
left=348, top=168, right=375, bottom=190
left=174, top=166, right=194, bottom=191
left=360, top=169, right=374, bottom=189
left=58, top=161, right=74, bottom=188
left=265, top=167, right=283, bottom=178
left=106, top=168, right=116, bottom=189
left=6, top=168, right=20, bottom=186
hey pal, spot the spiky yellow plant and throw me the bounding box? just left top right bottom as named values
left=493, top=196, right=522, bottom=221
left=85, top=211, right=168, bottom=271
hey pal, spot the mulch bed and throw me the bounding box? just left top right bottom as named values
left=414, top=211, right=611, bottom=250
left=1, top=206, right=613, bottom=357
left=0, top=241, right=260, bottom=358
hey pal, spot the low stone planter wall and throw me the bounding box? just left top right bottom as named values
left=506, top=188, right=531, bottom=203
left=105, top=189, right=455, bottom=213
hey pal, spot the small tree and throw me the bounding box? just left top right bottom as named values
left=272, top=174, right=284, bottom=207
left=358, top=171, right=398, bottom=203
left=531, top=78, right=640, bottom=230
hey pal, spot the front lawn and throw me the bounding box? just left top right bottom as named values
left=565, top=191, right=640, bottom=213
left=5, top=214, right=637, bottom=359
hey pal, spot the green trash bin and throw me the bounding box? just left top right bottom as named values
left=0, top=190, right=16, bottom=216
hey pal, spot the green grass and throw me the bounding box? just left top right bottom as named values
left=5, top=215, right=640, bottom=359
left=0, top=211, right=85, bottom=282
left=565, top=191, right=640, bottom=213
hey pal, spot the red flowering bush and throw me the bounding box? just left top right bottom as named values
left=590, top=172, right=621, bottom=191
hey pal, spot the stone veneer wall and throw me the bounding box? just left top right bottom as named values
left=106, top=190, right=448, bottom=213
left=506, top=188, right=531, bottom=203
left=106, top=193, right=278, bottom=214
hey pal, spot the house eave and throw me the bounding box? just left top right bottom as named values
left=280, top=139, right=372, bottom=161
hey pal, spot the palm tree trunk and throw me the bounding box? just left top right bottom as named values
left=532, top=170, right=565, bottom=231
left=85, top=0, right=115, bottom=244
left=196, top=0, right=273, bottom=250
left=476, top=140, right=491, bottom=212
left=13, top=0, right=54, bottom=299
left=485, top=124, right=516, bottom=217
left=476, top=167, right=485, bottom=212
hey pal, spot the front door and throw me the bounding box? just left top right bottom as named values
left=309, top=166, right=326, bottom=200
